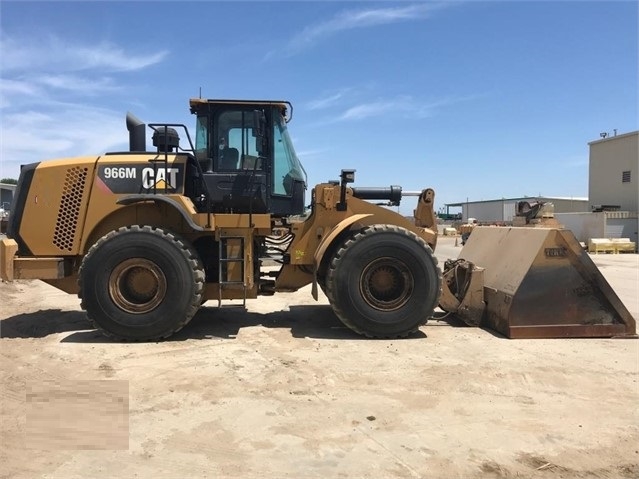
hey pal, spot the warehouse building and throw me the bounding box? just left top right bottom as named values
left=445, top=196, right=588, bottom=224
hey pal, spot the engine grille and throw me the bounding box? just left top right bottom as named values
left=53, top=167, right=88, bottom=251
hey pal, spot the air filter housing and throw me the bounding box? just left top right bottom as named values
left=152, top=127, right=180, bottom=152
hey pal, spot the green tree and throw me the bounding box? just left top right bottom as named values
left=1, top=178, right=17, bottom=185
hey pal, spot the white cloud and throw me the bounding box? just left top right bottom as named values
left=336, top=96, right=427, bottom=121
left=338, top=100, right=406, bottom=120
left=306, top=89, right=351, bottom=111
left=0, top=79, right=38, bottom=108
left=1, top=105, right=127, bottom=177
left=0, top=34, right=168, bottom=179
left=334, top=94, right=482, bottom=122
left=0, top=78, right=40, bottom=96
left=72, top=44, right=168, bottom=72
left=273, top=2, right=451, bottom=58
left=36, top=74, right=119, bottom=94
left=0, top=36, right=168, bottom=73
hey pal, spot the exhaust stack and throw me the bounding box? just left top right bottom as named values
left=126, top=112, right=146, bottom=152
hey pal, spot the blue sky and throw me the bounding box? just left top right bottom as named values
left=1, top=1, right=637, bottom=213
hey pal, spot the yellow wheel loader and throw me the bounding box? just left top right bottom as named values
left=0, top=98, right=635, bottom=340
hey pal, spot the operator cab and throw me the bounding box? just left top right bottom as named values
left=189, top=99, right=307, bottom=217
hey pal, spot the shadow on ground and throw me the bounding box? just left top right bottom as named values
left=0, top=310, right=91, bottom=339
left=1, top=305, right=429, bottom=343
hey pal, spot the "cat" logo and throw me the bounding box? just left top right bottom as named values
left=142, top=167, right=179, bottom=190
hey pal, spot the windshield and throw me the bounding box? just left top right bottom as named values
left=273, top=112, right=307, bottom=196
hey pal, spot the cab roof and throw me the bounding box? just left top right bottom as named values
left=189, top=98, right=291, bottom=112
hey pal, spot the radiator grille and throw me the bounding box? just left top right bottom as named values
left=53, top=167, right=88, bottom=251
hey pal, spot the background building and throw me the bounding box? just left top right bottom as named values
left=445, top=197, right=588, bottom=224
left=556, top=130, right=638, bottom=247
left=588, top=131, right=638, bottom=212
left=445, top=130, right=638, bottom=249
left=0, top=182, right=15, bottom=211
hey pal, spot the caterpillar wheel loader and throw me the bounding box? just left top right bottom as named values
left=0, top=98, right=635, bottom=341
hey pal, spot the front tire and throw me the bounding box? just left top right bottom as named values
left=325, top=225, right=441, bottom=338
left=79, top=226, right=204, bottom=341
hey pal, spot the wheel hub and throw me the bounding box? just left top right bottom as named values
left=109, top=258, right=167, bottom=314
left=360, top=257, right=413, bottom=311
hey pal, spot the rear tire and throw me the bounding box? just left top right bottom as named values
left=325, top=225, right=441, bottom=338
left=79, top=226, right=204, bottom=341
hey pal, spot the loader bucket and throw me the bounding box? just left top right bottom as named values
left=458, top=226, right=636, bottom=339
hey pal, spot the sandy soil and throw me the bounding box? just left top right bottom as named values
left=1, top=237, right=637, bottom=479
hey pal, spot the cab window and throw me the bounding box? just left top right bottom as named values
left=194, top=115, right=209, bottom=162
left=215, top=110, right=262, bottom=171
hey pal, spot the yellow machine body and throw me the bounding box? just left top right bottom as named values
left=0, top=155, right=437, bottom=303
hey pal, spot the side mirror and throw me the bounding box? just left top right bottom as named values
left=253, top=110, right=267, bottom=155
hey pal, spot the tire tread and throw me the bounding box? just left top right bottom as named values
left=78, top=225, right=204, bottom=341
left=325, top=224, right=442, bottom=338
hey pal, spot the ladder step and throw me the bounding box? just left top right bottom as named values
left=217, top=304, right=247, bottom=310
left=218, top=235, right=247, bottom=307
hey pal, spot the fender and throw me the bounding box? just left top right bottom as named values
left=116, top=195, right=205, bottom=232
left=311, top=213, right=372, bottom=300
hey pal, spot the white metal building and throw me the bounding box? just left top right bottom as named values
left=445, top=197, right=588, bottom=224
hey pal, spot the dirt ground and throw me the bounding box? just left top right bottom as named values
left=1, top=236, right=637, bottom=479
